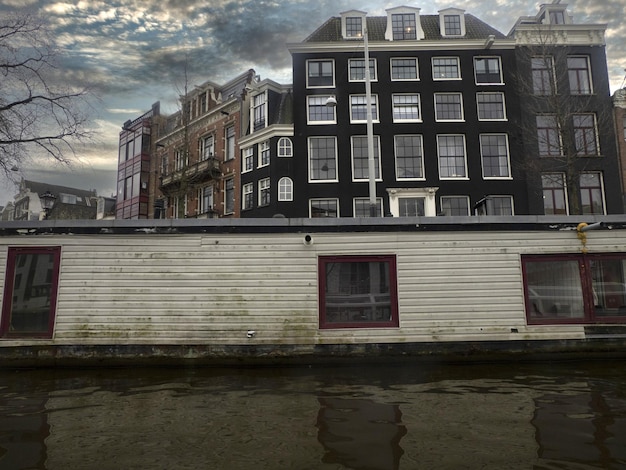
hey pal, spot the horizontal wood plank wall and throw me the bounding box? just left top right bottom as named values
left=2, top=227, right=623, bottom=347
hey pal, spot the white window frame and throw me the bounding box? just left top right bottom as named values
left=476, top=92, right=507, bottom=121
left=350, top=94, right=379, bottom=123
left=434, top=93, right=464, bottom=122
left=392, top=94, right=421, bottom=122
left=277, top=137, right=293, bottom=157
left=432, top=57, right=461, bottom=80
left=258, top=178, right=270, bottom=207
left=390, top=58, right=419, bottom=81
left=394, top=135, right=424, bottom=181
left=567, top=56, right=593, bottom=95
left=353, top=197, right=384, bottom=217
left=258, top=140, right=270, bottom=168
left=541, top=173, right=569, bottom=215
left=580, top=171, right=606, bottom=215
left=351, top=135, right=382, bottom=182
left=440, top=10, right=465, bottom=37
left=224, top=126, right=235, bottom=161
left=242, top=147, right=254, bottom=173
left=199, top=135, right=215, bottom=161
left=348, top=58, right=377, bottom=82
left=573, top=113, right=600, bottom=156
left=341, top=11, right=366, bottom=39
left=251, top=91, right=267, bottom=131
left=308, top=136, right=338, bottom=183
left=306, top=59, right=335, bottom=89
left=307, top=95, right=337, bottom=125
left=475, top=195, right=514, bottom=216
left=474, top=56, right=503, bottom=85
left=440, top=195, right=470, bottom=216
left=278, top=177, right=293, bottom=201
left=437, top=134, right=468, bottom=180
left=387, top=187, right=438, bottom=217
left=242, top=182, right=254, bottom=210
left=224, top=177, right=235, bottom=215
left=309, top=198, right=339, bottom=218
left=479, top=134, right=512, bottom=179
left=198, top=185, right=214, bottom=214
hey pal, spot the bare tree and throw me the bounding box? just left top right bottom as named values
left=0, top=13, right=92, bottom=177
left=514, top=26, right=616, bottom=215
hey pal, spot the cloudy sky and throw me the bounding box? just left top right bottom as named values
left=1, top=0, right=625, bottom=207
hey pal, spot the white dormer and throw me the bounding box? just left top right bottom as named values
left=385, top=6, right=424, bottom=41
left=341, top=10, right=367, bottom=39
left=438, top=8, right=466, bottom=37
left=537, top=2, right=572, bottom=25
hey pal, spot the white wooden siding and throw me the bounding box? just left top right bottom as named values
left=1, top=226, right=622, bottom=347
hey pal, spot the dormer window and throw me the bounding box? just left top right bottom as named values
left=341, top=10, right=367, bottom=40
left=439, top=8, right=466, bottom=37
left=385, top=7, right=424, bottom=41
left=392, top=13, right=416, bottom=40
left=536, top=4, right=571, bottom=25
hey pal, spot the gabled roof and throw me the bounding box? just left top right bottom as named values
left=21, top=180, right=97, bottom=203
left=303, top=14, right=506, bottom=43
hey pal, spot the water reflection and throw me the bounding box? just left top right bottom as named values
left=0, top=362, right=624, bottom=469
left=316, top=398, right=406, bottom=470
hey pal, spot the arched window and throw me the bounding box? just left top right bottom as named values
left=278, top=177, right=293, bottom=201
left=277, top=137, right=293, bottom=157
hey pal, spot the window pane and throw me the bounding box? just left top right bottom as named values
left=352, top=136, right=380, bottom=180
left=320, top=256, right=398, bottom=328
left=480, top=134, right=510, bottom=177
left=391, top=58, right=418, bottom=80
left=309, top=137, right=337, bottom=181
left=392, top=94, right=420, bottom=121
left=475, top=57, right=502, bottom=84
left=395, top=135, right=423, bottom=179
left=531, top=57, right=554, bottom=95
left=580, top=172, right=604, bottom=215
left=349, top=59, right=376, bottom=81
left=398, top=197, right=425, bottom=216
left=308, top=96, right=335, bottom=122
left=525, top=259, right=585, bottom=320
left=438, top=135, right=466, bottom=178
left=567, top=57, right=591, bottom=95
left=444, top=15, right=461, bottom=35
left=432, top=57, right=460, bottom=79
left=537, top=115, right=561, bottom=156
left=590, top=258, right=626, bottom=317
left=346, top=17, right=362, bottom=38
left=2, top=248, right=60, bottom=337
left=392, top=14, right=416, bottom=40
left=310, top=199, right=338, bottom=217
left=308, top=60, right=334, bottom=87
left=542, top=173, right=567, bottom=215
left=354, top=198, right=383, bottom=217
left=435, top=94, right=462, bottom=120
left=477, top=93, right=505, bottom=120
left=440, top=196, right=469, bottom=216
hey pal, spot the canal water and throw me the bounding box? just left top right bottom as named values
left=1, top=360, right=625, bottom=470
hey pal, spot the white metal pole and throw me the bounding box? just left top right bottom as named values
left=363, top=28, right=377, bottom=217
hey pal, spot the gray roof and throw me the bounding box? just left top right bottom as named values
left=304, top=15, right=507, bottom=43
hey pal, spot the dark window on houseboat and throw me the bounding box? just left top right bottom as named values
left=522, top=254, right=626, bottom=324
left=319, top=255, right=399, bottom=329
left=1, top=247, right=61, bottom=338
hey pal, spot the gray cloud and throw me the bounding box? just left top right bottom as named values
left=1, top=0, right=624, bottom=206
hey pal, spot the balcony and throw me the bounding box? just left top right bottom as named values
left=160, top=157, right=221, bottom=190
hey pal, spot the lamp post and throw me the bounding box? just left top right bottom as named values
left=39, top=190, right=56, bottom=219
left=326, top=27, right=377, bottom=217
left=363, top=27, right=377, bottom=217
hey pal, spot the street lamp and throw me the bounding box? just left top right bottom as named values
left=39, top=190, right=56, bottom=219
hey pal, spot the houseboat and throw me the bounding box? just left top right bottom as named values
left=1, top=216, right=626, bottom=366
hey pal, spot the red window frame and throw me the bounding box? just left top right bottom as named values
left=318, top=255, right=399, bottom=329
left=522, top=253, right=626, bottom=325
left=1, top=246, right=61, bottom=339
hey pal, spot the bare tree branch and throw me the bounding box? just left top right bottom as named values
left=0, top=13, right=93, bottom=178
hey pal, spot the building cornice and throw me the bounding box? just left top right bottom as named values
left=510, top=24, right=606, bottom=46
left=288, top=38, right=517, bottom=54
left=239, top=124, right=294, bottom=148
